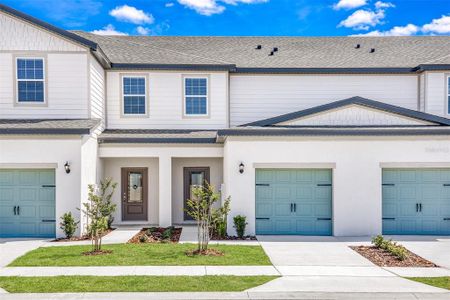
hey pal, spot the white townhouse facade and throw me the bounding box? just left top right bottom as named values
left=1, top=4, right=450, bottom=238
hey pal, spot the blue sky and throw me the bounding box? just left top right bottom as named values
left=3, top=0, right=450, bottom=36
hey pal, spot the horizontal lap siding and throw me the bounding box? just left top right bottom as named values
left=425, top=72, right=447, bottom=117
left=230, top=75, right=418, bottom=126
left=107, top=72, right=228, bottom=129
left=90, top=57, right=105, bottom=130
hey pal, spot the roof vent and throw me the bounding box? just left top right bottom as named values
left=355, top=44, right=361, bottom=49
left=255, top=45, right=262, bottom=50
left=370, top=48, right=375, bottom=53
left=273, top=47, right=278, bottom=52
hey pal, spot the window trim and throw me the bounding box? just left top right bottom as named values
left=182, top=75, right=210, bottom=118
left=120, top=73, right=149, bottom=118
left=14, top=56, right=47, bottom=106
left=447, top=75, right=450, bottom=115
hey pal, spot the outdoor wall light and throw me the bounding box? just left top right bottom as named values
left=64, top=161, right=71, bottom=174
left=239, top=162, right=245, bottom=174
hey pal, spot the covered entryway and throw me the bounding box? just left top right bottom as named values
left=0, top=169, right=56, bottom=238
left=255, top=169, right=332, bottom=235
left=382, top=169, right=450, bottom=235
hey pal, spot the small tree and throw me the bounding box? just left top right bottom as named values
left=59, top=212, right=78, bottom=239
left=82, top=178, right=117, bottom=253
left=186, top=182, right=229, bottom=253
left=212, top=197, right=231, bottom=238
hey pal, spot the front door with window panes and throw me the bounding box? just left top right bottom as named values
left=183, top=167, right=210, bottom=221
left=121, top=168, right=148, bottom=221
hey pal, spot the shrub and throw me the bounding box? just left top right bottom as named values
left=59, top=212, right=79, bottom=239
left=139, top=235, right=148, bottom=243
left=371, top=235, right=408, bottom=261
left=147, top=227, right=157, bottom=235
left=233, top=215, right=247, bottom=238
left=212, top=197, right=231, bottom=238
left=162, top=227, right=173, bottom=240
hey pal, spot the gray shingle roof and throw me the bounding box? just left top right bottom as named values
left=72, top=32, right=450, bottom=69
left=0, top=119, right=101, bottom=134
left=98, top=129, right=219, bottom=144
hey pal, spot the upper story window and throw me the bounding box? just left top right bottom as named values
left=184, top=77, right=208, bottom=116
left=123, top=76, right=147, bottom=115
left=16, top=58, right=45, bottom=103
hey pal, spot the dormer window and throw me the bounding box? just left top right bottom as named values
left=122, top=75, right=147, bottom=116
left=184, top=77, right=208, bottom=116
left=16, top=58, right=45, bottom=104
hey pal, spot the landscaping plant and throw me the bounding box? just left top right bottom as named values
left=186, top=181, right=230, bottom=254
left=371, top=235, right=408, bottom=261
left=82, top=178, right=117, bottom=253
left=59, top=212, right=79, bottom=239
left=233, top=215, right=247, bottom=238
left=212, top=197, right=231, bottom=238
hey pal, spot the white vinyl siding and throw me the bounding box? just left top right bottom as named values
left=89, top=56, right=105, bottom=130
left=107, top=72, right=228, bottom=129
left=423, top=72, right=447, bottom=117
left=230, top=74, right=419, bottom=126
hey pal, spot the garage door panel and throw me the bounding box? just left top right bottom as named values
left=0, top=169, right=55, bottom=238
left=382, top=169, right=450, bottom=235
left=256, top=169, right=332, bottom=236
left=256, top=186, right=272, bottom=199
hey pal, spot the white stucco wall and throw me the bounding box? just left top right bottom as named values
left=223, top=136, right=450, bottom=236
left=423, top=72, right=449, bottom=117
left=0, top=137, right=83, bottom=237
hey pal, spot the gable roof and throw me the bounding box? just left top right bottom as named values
left=242, top=97, right=450, bottom=127
left=0, top=4, right=97, bottom=50
left=71, top=32, right=450, bottom=71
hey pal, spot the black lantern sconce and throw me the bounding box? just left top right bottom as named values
left=64, top=161, right=71, bottom=174
left=239, top=162, right=245, bottom=174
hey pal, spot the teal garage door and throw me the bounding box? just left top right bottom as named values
left=0, top=169, right=56, bottom=238
left=382, top=169, right=450, bottom=235
left=256, top=169, right=332, bottom=235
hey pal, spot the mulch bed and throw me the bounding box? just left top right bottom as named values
left=128, top=227, right=182, bottom=244
left=351, top=245, right=437, bottom=267
left=82, top=249, right=113, bottom=256
left=52, top=228, right=115, bottom=242
left=211, top=235, right=257, bottom=241
left=185, top=248, right=224, bottom=256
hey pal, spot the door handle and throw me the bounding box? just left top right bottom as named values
left=122, top=193, right=127, bottom=203
left=419, top=203, right=422, bottom=212
left=13, top=206, right=16, bottom=215
left=416, top=203, right=419, bottom=212
left=17, top=206, right=20, bottom=215
left=294, top=203, right=297, bottom=212
left=290, top=203, right=293, bottom=212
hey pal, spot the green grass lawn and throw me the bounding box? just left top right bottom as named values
left=407, top=277, right=450, bottom=290
left=0, top=275, right=278, bottom=293
left=10, top=243, right=271, bottom=266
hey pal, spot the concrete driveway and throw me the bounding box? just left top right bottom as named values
left=255, top=235, right=449, bottom=294
left=0, top=238, right=46, bottom=267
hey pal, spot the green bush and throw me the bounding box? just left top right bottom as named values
left=233, top=215, right=248, bottom=238
left=371, top=235, right=408, bottom=261
left=59, top=212, right=79, bottom=239
left=212, top=197, right=231, bottom=238
left=162, top=227, right=173, bottom=240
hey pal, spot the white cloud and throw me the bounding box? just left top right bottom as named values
left=338, top=9, right=385, bottom=30
left=110, top=5, right=154, bottom=24
left=422, top=15, right=450, bottom=34
left=178, top=0, right=225, bottom=15
left=333, top=0, right=366, bottom=10
left=374, top=1, right=394, bottom=9
left=165, top=2, right=175, bottom=7
left=177, top=0, right=267, bottom=16
left=136, top=26, right=151, bottom=35
left=91, top=24, right=128, bottom=36
left=353, top=24, right=419, bottom=36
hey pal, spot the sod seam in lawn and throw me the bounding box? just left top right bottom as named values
left=0, top=275, right=278, bottom=293
left=406, top=277, right=450, bottom=290
left=9, top=243, right=272, bottom=266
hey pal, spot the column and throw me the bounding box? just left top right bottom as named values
left=158, top=155, right=172, bottom=227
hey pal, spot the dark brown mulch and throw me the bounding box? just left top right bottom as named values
left=211, top=235, right=257, bottom=241
left=82, top=250, right=113, bottom=256
left=350, top=246, right=437, bottom=267
left=128, top=227, right=182, bottom=244
left=52, top=228, right=115, bottom=242
left=185, top=248, right=224, bottom=257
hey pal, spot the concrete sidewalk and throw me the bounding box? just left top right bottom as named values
left=0, top=239, right=47, bottom=267
left=0, top=291, right=449, bottom=300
